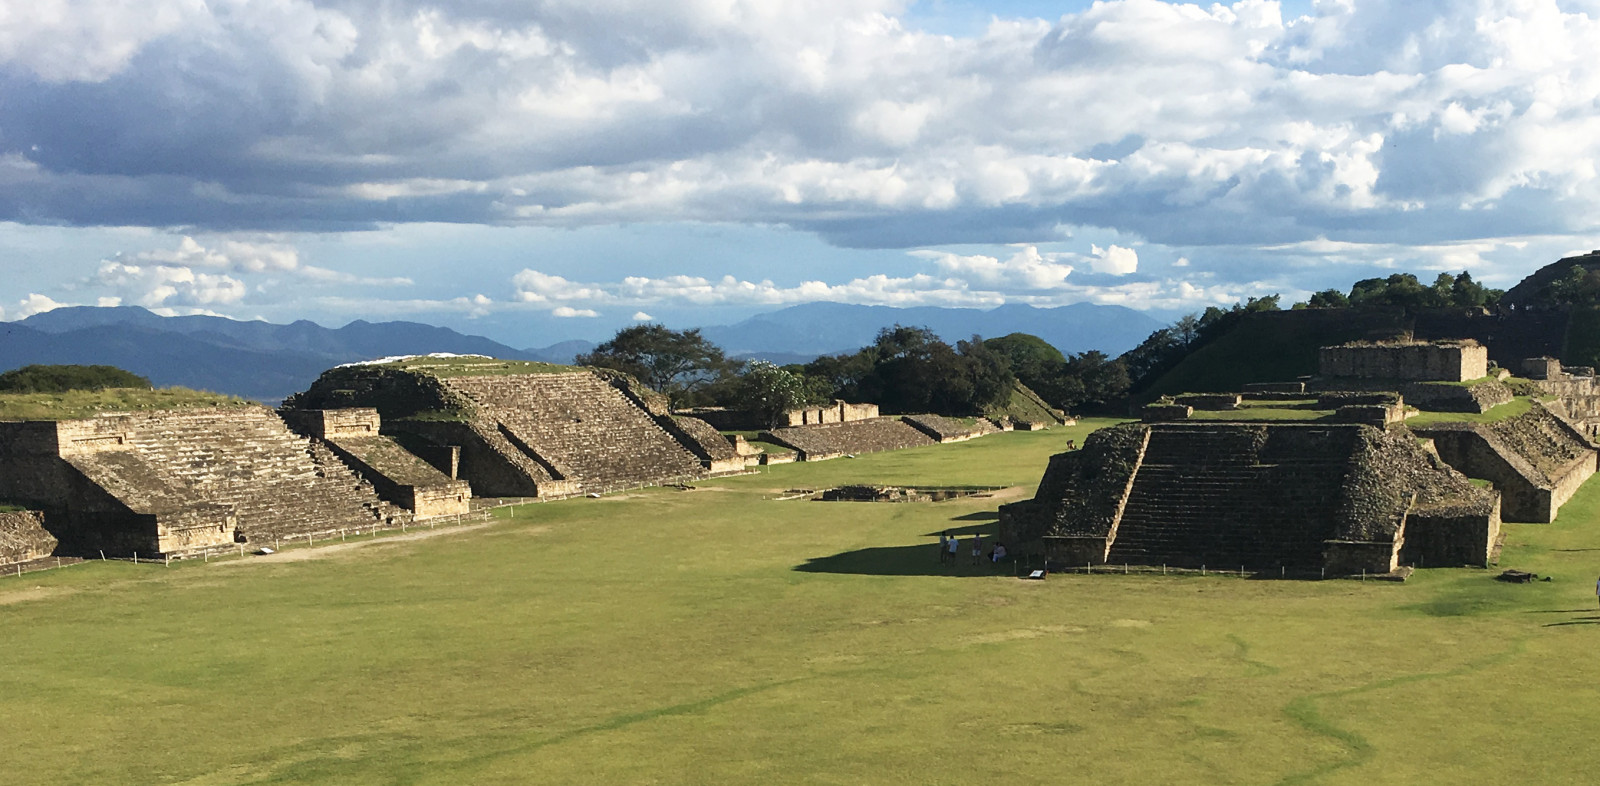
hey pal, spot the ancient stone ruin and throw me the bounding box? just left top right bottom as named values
left=0, top=406, right=409, bottom=558
left=1411, top=403, right=1596, bottom=523
left=281, top=408, right=472, bottom=519
left=286, top=359, right=735, bottom=497
left=1000, top=422, right=1501, bottom=575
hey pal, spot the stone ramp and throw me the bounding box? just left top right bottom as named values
left=763, top=417, right=938, bottom=460
left=444, top=372, right=705, bottom=493
left=64, top=407, right=400, bottom=551
left=1106, top=426, right=1356, bottom=569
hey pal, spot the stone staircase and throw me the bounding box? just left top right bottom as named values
left=445, top=373, right=705, bottom=493
left=65, top=407, right=402, bottom=548
left=1106, top=426, right=1352, bottom=569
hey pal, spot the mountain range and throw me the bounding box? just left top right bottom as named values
left=0, top=302, right=1162, bottom=402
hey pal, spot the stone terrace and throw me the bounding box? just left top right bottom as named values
left=763, top=417, right=937, bottom=460
left=444, top=372, right=705, bottom=493
left=59, top=407, right=403, bottom=554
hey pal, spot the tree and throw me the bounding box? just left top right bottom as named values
left=737, top=360, right=824, bottom=429
left=576, top=324, right=733, bottom=407
left=0, top=364, right=150, bottom=393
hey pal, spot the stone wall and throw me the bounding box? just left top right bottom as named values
left=782, top=401, right=879, bottom=427
left=284, top=408, right=472, bottom=519
left=1244, top=382, right=1306, bottom=394
left=390, top=419, right=575, bottom=498
left=763, top=417, right=937, bottom=461
left=1522, top=357, right=1563, bottom=380
left=0, top=510, right=57, bottom=566
left=1412, top=405, right=1595, bottom=523
left=998, top=424, right=1149, bottom=560
left=1319, top=341, right=1489, bottom=382
left=1173, top=394, right=1241, bottom=410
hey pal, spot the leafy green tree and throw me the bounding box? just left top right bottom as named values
left=576, top=324, right=734, bottom=407
left=737, top=360, right=827, bottom=429
left=1298, top=289, right=1350, bottom=309
left=803, top=325, right=1015, bottom=416
left=0, top=364, right=150, bottom=393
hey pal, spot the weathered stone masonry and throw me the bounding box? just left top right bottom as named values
left=282, top=408, right=472, bottom=519
left=0, top=407, right=406, bottom=558
left=999, top=422, right=1501, bottom=575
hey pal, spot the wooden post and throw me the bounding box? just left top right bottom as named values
left=133, top=552, right=138, bottom=564
left=1201, top=564, right=1205, bottom=576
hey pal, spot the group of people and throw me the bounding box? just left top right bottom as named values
left=938, top=531, right=1007, bottom=566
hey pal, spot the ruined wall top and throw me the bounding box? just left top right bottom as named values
left=783, top=400, right=879, bottom=427
left=1319, top=340, right=1488, bottom=382
left=280, top=408, right=381, bottom=438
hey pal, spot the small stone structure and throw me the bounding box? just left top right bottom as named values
left=1141, top=403, right=1193, bottom=422
left=1412, top=403, right=1596, bottom=523
left=1319, top=340, right=1489, bottom=382
left=1519, top=358, right=1600, bottom=437
left=0, top=510, right=57, bottom=566
left=1174, top=394, right=1242, bottom=411
left=0, top=407, right=407, bottom=558
left=763, top=417, right=938, bottom=461
left=281, top=408, right=471, bottom=519
left=782, top=400, right=879, bottom=427
left=900, top=414, right=997, bottom=443
left=999, top=422, right=1501, bottom=575
left=667, top=415, right=747, bottom=475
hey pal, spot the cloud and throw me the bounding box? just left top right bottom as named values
left=3, top=0, right=1600, bottom=260
left=118, top=236, right=411, bottom=286
left=93, top=260, right=248, bottom=308
left=552, top=306, right=600, bottom=318
left=1089, top=244, right=1138, bottom=276
left=631, top=311, right=654, bottom=320
left=14, top=293, right=71, bottom=318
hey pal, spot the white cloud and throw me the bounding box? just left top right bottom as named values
left=1089, top=244, right=1139, bottom=275
left=94, top=261, right=248, bottom=308
left=15, top=293, right=70, bottom=318
left=631, top=311, right=654, bottom=320
left=552, top=306, right=600, bottom=318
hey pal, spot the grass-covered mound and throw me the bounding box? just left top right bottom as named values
left=0, top=387, right=249, bottom=421
left=986, top=380, right=1065, bottom=423
left=4, top=421, right=1600, bottom=783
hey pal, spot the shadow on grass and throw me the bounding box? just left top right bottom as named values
left=1543, top=616, right=1600, bottom=627
left=948, top=511, right=999, bottom=522
left=794, top=543, right=1026, bottom=577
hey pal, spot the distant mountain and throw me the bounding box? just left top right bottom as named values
left=2, top=307, right=537, bottom=402
left=698, top=302, right=1162, bottom=359
left=524, top=339, right=597, bottom=365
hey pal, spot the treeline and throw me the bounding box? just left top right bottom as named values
left=576, top=322, right=1130, bottom=424
left=0, top=364, right=151, bottom=394
left=1120, top=270, right=1506, bottom=394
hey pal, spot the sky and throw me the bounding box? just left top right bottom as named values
left=5, top=0, right=1600, bottom=348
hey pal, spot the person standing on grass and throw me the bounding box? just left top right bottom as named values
left=947, top=533, right=959, bottom=565
left=970, top=534, right=983, bottom=566
left=938, top=532, right=949, bottom=564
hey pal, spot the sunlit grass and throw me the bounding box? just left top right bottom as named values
left=2, top=418, right=1598, bottom=785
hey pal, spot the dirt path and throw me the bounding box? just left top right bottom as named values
left=218, top=519, right=504, bottom=566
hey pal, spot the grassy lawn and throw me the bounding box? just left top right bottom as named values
left=5, top=418, right=1600, bottom=784
left=0, top=387, right=250, bottom=421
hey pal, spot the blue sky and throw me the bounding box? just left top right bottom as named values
left=5, top=0, right=1600, bottom=348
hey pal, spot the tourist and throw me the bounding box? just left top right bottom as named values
left=938, top=532, right=949, bottom=564
left=991, top=543, right=1007, bottom=564
left=970, top=534, right=983, bottom=565
left=1595, top=574, right=1600, bottom=609
left=947, top=533, right=959, bottom=565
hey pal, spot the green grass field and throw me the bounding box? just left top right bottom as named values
left=0, top=387, right=249, bottom=421
left=4, top=420, right=1600, bottom=784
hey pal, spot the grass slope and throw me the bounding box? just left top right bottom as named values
left=5, top=421, right=1600, bottom=784
left=0, top=387, right=250, bottom=420
left=1141, top=310, right=1403, bottom=401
